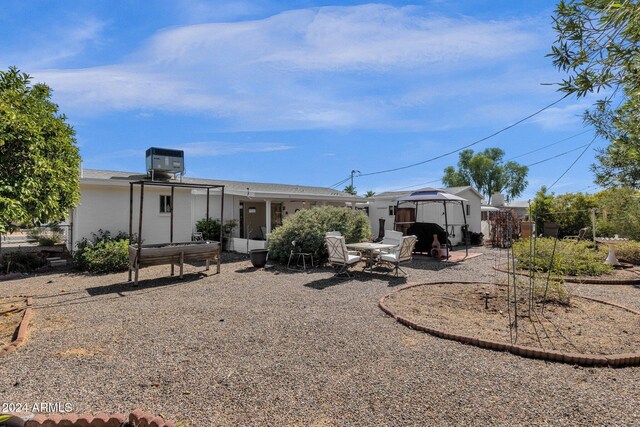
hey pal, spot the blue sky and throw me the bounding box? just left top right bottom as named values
left=0, top=1, right=607, bottom=200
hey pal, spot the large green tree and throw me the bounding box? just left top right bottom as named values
left=0, top=67, right=81, bottom=234
left=594, top=187, right=640, bottom=239
left=549, top=0, right=640, bottom=187
left=442, top=148, right=528, bottom=202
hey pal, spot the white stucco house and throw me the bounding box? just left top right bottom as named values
left=70, top=169, right=363, bottom=253
left=366, top=186, right=483, bottom=245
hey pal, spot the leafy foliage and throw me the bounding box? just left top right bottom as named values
left=195, top=218, right=238, bottom=241
left=343, top=184, right=357, bottom=195
left=531, top=187, right=597, bottom=238
left=442, top=148, right=528, bottom=202
left=0, top=67, right=80, bottom=234
left=267, top=206, right=371, bottom=262
left=615, top=240, right=640, bottom=265
left=549, top=1, right=640, bottom=187
left=0, top=251, right=45, bottom=273
left=74, top=229, right=131, bottom=273
left=594, top=188, right=640, bottom=239
left=513, top=237, right=611, bottom=276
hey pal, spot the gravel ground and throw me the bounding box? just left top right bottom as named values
left=1, top=247, right=639, bottom=426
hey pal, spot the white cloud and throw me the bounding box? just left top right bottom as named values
left=178, top=141, right=293, bottom=156
left=531, top=102, right=590, bottom=130
left=9, top=17, right=105, bottom=68
left=27, top=4, right=549, bottom=131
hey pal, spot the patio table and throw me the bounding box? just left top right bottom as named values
left=346, top=242, right=397, bottom=273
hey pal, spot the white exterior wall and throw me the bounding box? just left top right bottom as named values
left=73, top=183, right=195, bottom=247
left=369, top=200, right=397, bottom=238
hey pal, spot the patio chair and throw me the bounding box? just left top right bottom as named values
left=381, top=230, right=403, bottom=247
left=325, top=235, right=361, bottom=278
left=192, top=232, right=204, bottom=241
left=379, top=235, right=418, bottom=277
left=325, top=231, right=341, bottom=237
left=372, top=230, right=403, bottom=261
left=563, top=227, right=590, bottom=243
left=287, top=240, right=314, bottom=271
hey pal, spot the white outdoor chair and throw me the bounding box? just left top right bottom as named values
left=325, top=231, right=342, bottom=237
left=381, top=230, right=403, bottom=246
left=379, top=235, right=418, bottom=277
left=325, top=235, right=361, bottom=278
left=372, top=230, right=403, bottom=259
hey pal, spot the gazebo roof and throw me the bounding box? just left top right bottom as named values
left=395, top=187, right=468, bottom=203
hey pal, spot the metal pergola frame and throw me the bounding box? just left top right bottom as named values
left=127, top=180, right=225, bottom=281
left=394, top=198, right=469, bottom=258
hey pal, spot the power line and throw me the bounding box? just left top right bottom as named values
left=328, top=176, right=351, bottom=189
left=548, top=135, right=598, bottom=191
left=507, top=129, right=592, bottom=161
left=386, top=178, right=442, bottom=192
left=525, top=144, right=590, bottom=167
left=356, top=94, right=570, bottom=178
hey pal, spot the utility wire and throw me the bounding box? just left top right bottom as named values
left=507, top=129, right=592, bottom=161
left=328, top=176, right=352, bottom=189
left=525, top=144, right=590, bottom=167
left=386, top=178, right=442, bottom=192
left=548, top=135, right=598, bottom=191
left=377, top=130, right=589, bottom=193
left=356, top=94, right=570, bottom=178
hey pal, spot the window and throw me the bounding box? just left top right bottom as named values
left=160, top=195, right=172, bottom=213
left=388, top=206, right=396, bottom=216
left=466, top=204, right=470, bottom=216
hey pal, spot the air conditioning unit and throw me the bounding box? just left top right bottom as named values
left=146, top=147, right=184, bottom=179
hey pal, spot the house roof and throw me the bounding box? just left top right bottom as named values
left=373, top=185, right=482, bottom=201
left=80, top=169, right=365, bottom=202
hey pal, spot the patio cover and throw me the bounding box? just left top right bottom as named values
left=395, top=187, right=467, bottom=203
left=394, top=187, right=469, bottom=257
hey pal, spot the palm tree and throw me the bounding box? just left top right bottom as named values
left=343, top=185, right=357, bottom=195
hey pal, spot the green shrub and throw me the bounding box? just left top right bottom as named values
left=74, top=229, right=131, bottom=273
left=0, top=251, right=45, bottom=273
left=615, top=240, right=640, bottom=265
left=513, top=237, right=612, bottom=276
left=267, top=206, right=371, bottom=263
left=195, top=218, right=238, bottom=241
left=77, top=239, right=129, bottom=273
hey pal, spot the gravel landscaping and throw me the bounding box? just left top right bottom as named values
left=1, top=247, right=640, bottom=426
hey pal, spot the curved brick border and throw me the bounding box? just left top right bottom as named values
left=0, top=295, right=32, bottom=357
left=13, top=409, right=176, bottom=426
left=493, top=263, right=640, bottom=285
left=379, top=281, right=640, bottom=368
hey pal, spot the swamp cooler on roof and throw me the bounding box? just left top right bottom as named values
left=146, top=147, right=184, bottom=178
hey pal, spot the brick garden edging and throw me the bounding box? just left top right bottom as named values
left=493, top=263, right=640, bottom=285
left=379, top=281, right=640, bottom=368
left=0, top=295, right=32, bottom=357
left=17, top=409, right=176, bottom=426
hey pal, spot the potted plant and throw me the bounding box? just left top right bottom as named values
left=250, top=248, right=269, bottom=268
